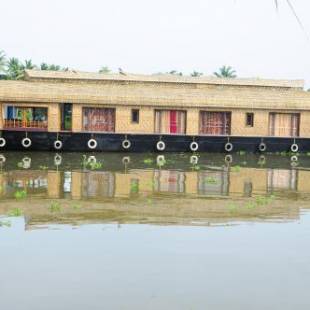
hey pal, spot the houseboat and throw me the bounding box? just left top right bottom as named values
left=0, top=69, right=310, bottom=153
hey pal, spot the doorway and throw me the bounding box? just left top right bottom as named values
left=61, top=103, right=72, bottom=131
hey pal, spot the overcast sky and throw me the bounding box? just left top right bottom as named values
left=1, top=0, right=310, bottom=84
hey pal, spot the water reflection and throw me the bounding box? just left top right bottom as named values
left=0, top=152, right=310, bottom=226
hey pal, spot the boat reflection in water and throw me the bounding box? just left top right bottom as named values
left=0, top=152, right=309, bottom=228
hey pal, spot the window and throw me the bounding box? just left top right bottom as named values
left=269, top=113, right=300, bottom=137
left=199, top=111, right=231, bottom=135
left=82, top=108, right=115, bottom=132
left=3, top=106, right=48, bottom=130
left=246, top=113, right=254, bottom=127
left=155, top=110, right=186, bottom=134
left=131, top=109, right=139, bottom=123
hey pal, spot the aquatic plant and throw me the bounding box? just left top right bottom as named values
left=130, top=181, right=139, bottom=194
left=239, top=151, right=246, bottom=156
left=255, top=195, right=275, bottom=206
left=14, top=190, right=27, bottom=200
left=49, top=202, right=61, bottom=213
left=203, top=177, right=218, bottom=185
left=143, top=158, right=154, bottom=164
left=8, top=208, right=23, bottom=217
left=227, top=203, right=238, bottom=212
left=231, top=165, right=241, bottom=172
left=86, top=161, right=103, bottom=170
left=72, top=203, right=81, bottom=210
left=245, top=202, right=256, bottom=210
left=39, top=165, right=49, bottom=170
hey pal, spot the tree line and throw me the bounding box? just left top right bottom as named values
left=0, top=50, right=237, bottom=80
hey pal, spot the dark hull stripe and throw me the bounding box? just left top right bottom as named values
left=0, top=130, right=309, bottom=153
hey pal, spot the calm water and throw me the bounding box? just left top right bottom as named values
left=0, top=152, right=310, bottom=309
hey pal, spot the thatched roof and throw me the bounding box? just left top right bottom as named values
left=0, top=70, right=309, bottom=110
left=1, top=79, right=310, bottom=111
left=24, top=69, right=304, bottom=89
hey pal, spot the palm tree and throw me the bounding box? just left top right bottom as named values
left=23, top=59, right=37, bottom=70
left=168, top=70, right=183, bottom=76
left=191, top=71, right=203, bottom=77
left=99, top=66, right=111, bottom=74
left=214, top=66, right=237, bottom=78
left=41, top=62, right=64, bottom=71
left=6, top=57, right=24, bottom=80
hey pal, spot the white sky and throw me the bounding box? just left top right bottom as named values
left=1, top=0, right=310, bottom=85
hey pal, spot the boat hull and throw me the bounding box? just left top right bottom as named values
left=0, top=130, right=309, bottom=153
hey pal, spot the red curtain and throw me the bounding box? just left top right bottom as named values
left=155, top=110, right=186, bottom=134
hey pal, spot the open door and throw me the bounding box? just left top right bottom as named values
left=61, top=103, right=72, bottom=131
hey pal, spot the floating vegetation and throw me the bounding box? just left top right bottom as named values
left=231, top=165, right=241, bottom=172
left=8, top=208, right=23, bottom=217
left=49, top=202, right=61, bottom=213
left=14, top=190, right=27, bottom=200
left=0, top=220, right=11, bottom=227
left=130, top=181, right=139, bottom=194
left=255, top=195, right=275, bottom=206
left=227, top=203, right=238, bottom=212
left=143, top=158, right=154, bottom=165
left=39, top=165, right=49, bottom=170
left=245, top=202, right=256, bottom=209
left=87, top=161, right=103, bottom=170
left=203, top=177, right=218, bottom=185
left=72, top=203, right=81, bottom=210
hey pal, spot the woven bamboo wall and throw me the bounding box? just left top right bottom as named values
left=0, top=103, right=3, bottom=129
left=115, top=106, right=154, bottom=134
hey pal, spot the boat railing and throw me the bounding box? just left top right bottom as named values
left=3, top=119, right=48, bottom=130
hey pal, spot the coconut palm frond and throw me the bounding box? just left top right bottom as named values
left=286, top=0, right=305, bottom=32
left=275, top=0, right=279, bottom=10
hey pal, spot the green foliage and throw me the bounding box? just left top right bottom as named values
left=203, top=177, right=218, bottom=184
left=231, top=165, right=241, bottom=172
left=191, top=71, right=203, bottom=77
left=130, top=181, right=139, bottom=194
left=88, top=161, right=103, bottom=170
left=72, top=203, right=81, bottom=210
left=39, top=165, right=49, bottom=170
left=227, top=203, right=238, bottom=212
left=49, top=202, right=61, bottom=213
left=168, top=70, right=183, bottom=76
left=14, top=190, right=27, bottom=200
left=214, top=65, right=237, bottom=78
left=255, top=195, right=275, bottom=206
left=99, top=66, right=111, bottom=74
left=143, top=158, right=154, bottom=164
left=8, top=208, right=23, bottom=217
